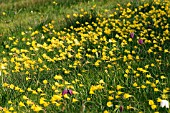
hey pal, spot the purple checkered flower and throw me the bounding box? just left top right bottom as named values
left=62, top=89, right=68, bottom=96
left=67, top=89, right=73, bottom=95
left=62, top=89, right=73, bottom=96
left=130, top=32, right=134, bottom=38
left=138, top=39, right=143, bottom=44
left=120, top=106, right=123, bottom=112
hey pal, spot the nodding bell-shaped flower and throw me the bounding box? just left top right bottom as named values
left=62, top=89, right=68, bottom=96
left=160, top=100, right=169, bottom=108
left=120, top=106, right=123, bottom=112
left=130, top=32, right=134, bottom=38
left=62, top=89, right=73, bottom=96
left=138, top=39, right=143, bottom=44
left=67, top=89, right=73, bottom=95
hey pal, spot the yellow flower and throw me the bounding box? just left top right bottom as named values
left=31, top=105, right=43, bottom=112
left=73, top=13, right=78, bottom=17
left=108, top=90, right=114, bottom=94
left=43, top=80, right=48, bottom=84
left=107, top=101, right=113, bottom=107
left=64, top=81, right=70, bottom=85
left=135, top=73, right=140, bottom=77
left=2, top=83, right=8, bottom=87
left=72, top=91, right=78, bottom=94
left=123, top=93, right=132, bottom=99
left=39, top=98, right=45, bottom=105
left=151, top=104, right=157, bottom=110
left=27, top=100, right=33, bottom=105
left=127, top=105, right=133, bottom=110
left=54, top=75, right=63, bottom=80
left=32, top=90, right=38, bottom=94
left=72, top=98, right=78, bottom=103
left=136, top=55, right=140, bottom=60
left=154, top=88, right=159, bottom=92
left=26, top=77, right=31, bottom=81
left=9, top=107, right=14, bottom=111
left=151, top=83, right=156, bottom=88
left=27, top=88, right=32, bottom=91
left=160, top=76, right=166, bottom=79
left=146, top=74, right=152, bottom=78
left=19, top=101, right=25, bottom=107
left=94, top=61, right=100, bottom=66
left=56, top=102, right=61, bottom=106
left=124, top=74, right=128, bottom=78
left=89, top=90, right=95, bottom=95
left=104, top=28, right=111, bottom=35
left=104, top=110, right=109, bottom=113
left=64, top=94, right=70, bottom=99
left=51, top=95, right=62, bottom=102
left=163, top=89, right=169, bottom=93
left=108, top=96, right=114, bottom=100
left=133, top=82, right=138, bottom=87
left=161, top=94, right=168, bottom=99
left=21, top=31, right=25, bottom=35
left=43, top=102, right=49, bottom=107
left=8, top=101, right=12, bottom=104
left=76, top=21, right=80, bottom=24
left=157, top=98, right=162, bottom=102
left=92, top=49, right=97, bottom=53
left=127, top=2, right=131, bottom=7
left=9, top=84, right=15, bottom=89
left=141, top=85, right=146, bottom=89
left=79, top=84, right=84, bottom=87
left=146, top=80, right=151, bottom=84
left=23, top=95, right=28, bottom=100
left=155, top=80, right=159, bottom=84
left=132, top=50, right=135, bottom=54
left=37, top=88, right=43, bottom=92
left=66, top=15, right=70, bottom=18
left=127, top=54, right=133, bottom=60
left=151, top=63, right=155, bottom=67
left=115, top=105, right=120, bottom=108
left=116, top=85, right=124, bottom=90
left=148, top=49, right=153, bottom=53
left=117, top=91, right=123, bottom=95
left=164, top=49, right=169, bottom=53
left=87, top=98, right=91, bottom=101
left=144, top=65, right=149, bottom=69
left=149, top=100, right=154, bottom=105
left=2, top=12, right=6, bottom=15
left=38, top=58, right=43, bottom=63
left=125, top=69, right=129, bottom=73
left=99, top=79, right=105, bottom=84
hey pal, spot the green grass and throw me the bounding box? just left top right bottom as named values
left=0, top=0, right=170, bottom=113
left=0, top=0, right=139, bottom=35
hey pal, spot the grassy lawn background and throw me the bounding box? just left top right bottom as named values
left=0, top=0, right=144, bottom=35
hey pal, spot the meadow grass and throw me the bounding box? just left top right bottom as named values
left=0, top=0, right=138, bottom=35
left=0, top=0, right=170, bottom=113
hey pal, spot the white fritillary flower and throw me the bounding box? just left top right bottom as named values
left=160, top=100, right=169, bottom=108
